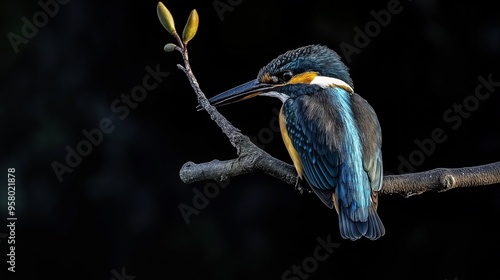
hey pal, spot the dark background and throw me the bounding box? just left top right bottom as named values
left=1, top=0, right=500, bottom=279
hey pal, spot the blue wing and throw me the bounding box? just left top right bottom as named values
left=282, top=86, right=385, bottom=240
left=282, top=88, right=342, bottom=209
left=283, top=87, right=372, bottom=212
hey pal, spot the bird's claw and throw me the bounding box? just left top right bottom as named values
left=294, top=176, right=312, bottom=194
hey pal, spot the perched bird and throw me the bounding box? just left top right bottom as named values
left=207, top=45, right=385, bottom=240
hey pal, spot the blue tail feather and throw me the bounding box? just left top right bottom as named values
left=364, top=206, right=385, bottom=240
left=338, top=206, right=385, bottom=241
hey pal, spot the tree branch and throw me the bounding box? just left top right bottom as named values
left=179, top=154, right=297, bottom=186
left=380, top=162, right=500, bottom=197
left=171, top=38, right=500, bottom=198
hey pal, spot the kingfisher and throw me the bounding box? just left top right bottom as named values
left=207, top=45, right=385, bottom=240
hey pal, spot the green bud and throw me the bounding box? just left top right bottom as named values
left=182, top=9, right=199, bottom=45
left=157, top=2, right=176, bottom=35
left=164, top=43, right=177, bottom=52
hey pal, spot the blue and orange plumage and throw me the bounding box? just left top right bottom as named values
left=208, top=45, right=385, bottom=240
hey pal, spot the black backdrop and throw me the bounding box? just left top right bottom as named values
left=1, top=0, right=500, bottom=279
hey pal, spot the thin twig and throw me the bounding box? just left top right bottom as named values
left=173, top=36, right=248, bottom=153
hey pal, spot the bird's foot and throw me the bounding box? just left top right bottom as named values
left=294, top=177, right=312, bottom=194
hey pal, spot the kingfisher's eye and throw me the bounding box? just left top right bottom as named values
left=281, top=71, right=293, bottom=82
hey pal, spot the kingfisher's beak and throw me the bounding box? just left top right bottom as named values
left=197, top=79, right=274, bottom=110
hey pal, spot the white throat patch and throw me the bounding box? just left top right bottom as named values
left=260, top=91, right=289, bottom=103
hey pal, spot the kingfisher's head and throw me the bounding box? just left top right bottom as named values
left=207, top=44, right=354, bottom=107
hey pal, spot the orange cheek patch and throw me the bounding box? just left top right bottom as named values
left=289, top=71, right=318, bottom=85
